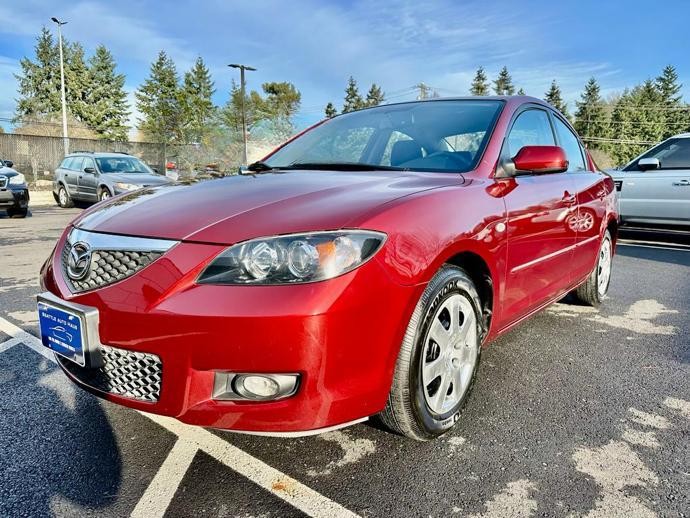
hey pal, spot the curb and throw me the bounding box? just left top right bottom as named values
left=29, top=191, right=56, bottom=207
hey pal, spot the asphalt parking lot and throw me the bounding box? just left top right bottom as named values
left=0, top=206, right=688, bottom=518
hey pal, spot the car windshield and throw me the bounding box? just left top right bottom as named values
left=263, top=99, right=504, bottom=173
left=96, top=156, right=153, bottom=174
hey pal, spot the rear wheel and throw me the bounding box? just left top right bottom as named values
left=379, top=265, right=482, bottom=440
left=573, top=230, right=613, bottom=306
left=57, top=185, right=74, bottom=208
left=99, top=188, right=112, bottom=201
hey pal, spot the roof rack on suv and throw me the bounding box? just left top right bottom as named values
left=71, top=150, right=94, bottom=154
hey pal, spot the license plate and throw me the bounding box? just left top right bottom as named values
left=38, top=300, right=88, bottom=366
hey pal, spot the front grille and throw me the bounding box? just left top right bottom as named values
left=0, top=176, right=7, bottom=189
left=58, top=344, right=162, bottom=402
left=61, top=241, right=162, bottom=293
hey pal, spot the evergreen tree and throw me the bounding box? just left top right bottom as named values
left=15, top=27, right=62, bottom=119
left=342, top=76, right=364, bottom=112
left=469, top=67, right=490, bottom=96
left=63, top=42, right=90, bottom=123
left=517, top=88, right=526, bottom=95
left=365, top=83, right=385, bottom=107
left=544, top=80, right=569, bottom=119
left=574, top=77, right=607, bottom=149
left=261, top=82, right=301, bottom=139
left=180, top=56, right=216, bottom=144
left=85, top=45, right=129, bottom=141
left=655, top=65, right=689, bottom=138
left=136, top=50, right=182, bottom=144
left=220, top=81, right=301, bottom=141
left=324, top=102, right=337, bottom=118
left=493, top=66, right=515, bottom=96
left=634, top=79, right=665, bottom=146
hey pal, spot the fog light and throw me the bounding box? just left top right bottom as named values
left=237, top=375, right=280, bottom=398
left=213, top=372, right=299, bottom=401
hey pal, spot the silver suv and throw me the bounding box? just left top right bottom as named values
left=53, top=152, right=172, bottom=207
left=609, top=133, right=690, bottom=228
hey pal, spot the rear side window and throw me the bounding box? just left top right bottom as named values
left=553, top=117, right=586, bottom=172
left=506, top=109, right=555, bottom=157
left=70, top=157, right=85, bottom=172
left=59, top=158, right=71, bottom=169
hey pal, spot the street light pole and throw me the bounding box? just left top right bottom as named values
left=51, top=17, right=69, bottom=156
left=228, top=63, right=256, bottom=166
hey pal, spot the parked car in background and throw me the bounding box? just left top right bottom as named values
left=608, top=133, right=690, bottom=228
left=0, top=158, right=29, bottom=218
left=53, top=152, right=172, bottom=207
left=39, top=97, right=618, bottom=440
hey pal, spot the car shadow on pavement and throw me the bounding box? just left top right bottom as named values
left=0, top=345, right=122, bottom=516
left=616, top=243, right=690, bottom=267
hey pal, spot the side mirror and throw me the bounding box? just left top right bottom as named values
left=512, top=145, right=568, bottom=175
left=3, top=160, right=13, bottom=168
left=152, top=167, right=160, bottom=174
left=83, top=167, right=96, bottom=174
left=638, top=157, right=660, bottom=171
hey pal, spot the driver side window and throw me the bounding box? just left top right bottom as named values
left=506, top=109, right=555, bottom=157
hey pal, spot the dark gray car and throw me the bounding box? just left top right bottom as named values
left=53, top=152, right=172, bottom=207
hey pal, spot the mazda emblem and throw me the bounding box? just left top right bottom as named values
left=67, top=242, right=92, bottom=280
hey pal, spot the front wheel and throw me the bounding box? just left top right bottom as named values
left=57, top=185, right=74, bottom=208
left=7, top=208, right=28, bottom=218
left=573, top=230, right=613, bottom=306
left=99, top=188, right=112, bottom=201
left=378, top=265, right=483, bottom=440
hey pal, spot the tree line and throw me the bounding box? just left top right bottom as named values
left=14, top=27, right=302, bottom=147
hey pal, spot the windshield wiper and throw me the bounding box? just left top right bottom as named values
left=247, top=161, right=275, bottom=172
left=282, top=162, right=402, bottom=171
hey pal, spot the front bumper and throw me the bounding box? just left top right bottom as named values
left=0, top=186, right=29, bottom=210
left=41, top=230, right=421, bottom=433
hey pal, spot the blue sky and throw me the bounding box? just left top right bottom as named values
left=1, top=0, right=689, bottom=134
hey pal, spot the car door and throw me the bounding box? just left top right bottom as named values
left=618, top=137, right=690, bottom=226
left=78, top=156, right=99, bottom=202
left=60, top=157, right=80, bottom=197
left=551, top=114, right=607, bottom=284
left=500, top=107, right=578, bottom=325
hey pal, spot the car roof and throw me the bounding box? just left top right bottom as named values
left=672, top=132, right=690, bottom=139
left=65, top=152, right=134, bottom=157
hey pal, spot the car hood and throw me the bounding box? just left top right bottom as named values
left=0, top=166, right=20, bottom=177
left=73, top=170, right=460, bottom=244
left=104, top=172, right=171, bottom=186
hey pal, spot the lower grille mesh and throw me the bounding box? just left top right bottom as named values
left=58, top=345, right=162, bottom=402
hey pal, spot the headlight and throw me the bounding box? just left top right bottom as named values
left=114, top=182, right=139, bottom=191
left=9, top=173, right=25, bottom=185
left=197, top=230, right=386, bottom=285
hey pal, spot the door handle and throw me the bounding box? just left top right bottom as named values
left=672, top=179, right=690, bottom=186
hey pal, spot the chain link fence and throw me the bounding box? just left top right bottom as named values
left=0, top=132, right=281, bottom=188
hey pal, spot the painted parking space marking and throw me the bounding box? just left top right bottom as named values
left=130, top=439, right=199, bottom=518
left=0, top=316, right=361, bottom=518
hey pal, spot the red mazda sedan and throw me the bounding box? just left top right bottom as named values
left=38, top=97, right=617, bottom=440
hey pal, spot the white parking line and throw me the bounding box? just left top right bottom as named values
left=130, top=439, right=199, bottom=518
left=0, top=316, right=361, bottom=518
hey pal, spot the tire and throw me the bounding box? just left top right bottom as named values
left=98, top=188, right=112, bottom=201
left=379, top=265, right=483, bottom=440
left=573, top=230, right=613, bottom=306
left=57, top=185, right=74, bottom=208
left=7, top=208, right=28, bottom=218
